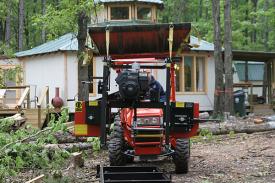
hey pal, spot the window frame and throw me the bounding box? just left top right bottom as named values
left=135, top=5, right=153, bottom=21
left=176, top=54, right=208, bottom=95
left=108, top=5, right=131, bottom=21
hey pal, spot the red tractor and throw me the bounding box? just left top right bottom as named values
left=74, top=23, right=199, bottom=174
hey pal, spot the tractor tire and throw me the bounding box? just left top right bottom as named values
left=108, top=115, right=126, bottom=166
left=111, top=116, right=123, bottom=139
left=108, top=136, right=126, bottom=166
left=172, top=139, right=190, bottom=174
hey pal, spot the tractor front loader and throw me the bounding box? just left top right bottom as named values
left=74, top=23, right=200, bottom=179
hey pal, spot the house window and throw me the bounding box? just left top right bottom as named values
left=137, top=7, right=152, bottom=20
left=110, top=6, right=130, bottom=20
left=176, top=55, right=207, bottom=93
left=184, top=56, right=193, bottom=92
left=196, top=57, right=206, bottom=92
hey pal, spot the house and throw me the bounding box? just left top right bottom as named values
left=234, top=61, right=264, bottom=98
left=15, top=33, right=79, bottom=111
left=15, top=0, right=275, bottom=114
left=15, top=0, right=217, bottom=112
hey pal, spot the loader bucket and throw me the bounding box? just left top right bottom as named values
left=97, top=166, right=171, bottom=183
left=89, top=23, right=191, bottom=58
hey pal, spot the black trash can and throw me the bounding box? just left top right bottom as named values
left=234, top=90, right=246, bottom=117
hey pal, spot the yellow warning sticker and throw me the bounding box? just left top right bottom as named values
left=74, top=124, right=88, bottom=135
left=75, top=101, right=83, bottom=112
left=89, top=100, right=98, bottom=106
left=166, top=63, right=171, bottom=68
left=176, top=102, right=185, bottom=108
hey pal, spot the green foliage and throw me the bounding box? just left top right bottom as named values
left=228, top=130, right=235, bottom=138
left=49, top=107, right=69, bottom=132
left=0, top=65, right=23, bottom=88
left=199, top=128, right=214, bottom=141
left=0, top=108, right=71, bottom=182
left=32, top=0, right=96, bottom=41
left=159, top=0, right=275, bottom=52
left=87, top=137, right=100, bottom=151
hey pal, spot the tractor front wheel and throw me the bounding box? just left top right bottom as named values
left=108, top=116, right=126, bottom=166
left=172, top=139, right=190, bottom=174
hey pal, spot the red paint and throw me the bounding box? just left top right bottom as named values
left=74, top=101, right=86, bottom=125
left=74, top=102, right=101, bottom=137
left=135, top=146, right=162, bottom=155
left=170, top=63, right=176, bottom=102
left=89, top=24, right=191, bottom=56
left=194, top=103, right=199, bottom=118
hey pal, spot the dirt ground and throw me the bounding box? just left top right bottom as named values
left=14, top=130, right=275, bottom=183
left=64, top=130, right=275, bottom=183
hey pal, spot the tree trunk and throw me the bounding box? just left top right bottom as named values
left=77, top=10, right=89, bottom=101
left=25, top=12, right=29, bottom=48
left=262, top=0, right=269, bottom=100
left=251, top=0, right=258, bottom=43
left=198, top=0, right=203, bottom=19
left=264, top=0, right=269, bottom=51
left=0, top=21, right=4, bottom=43
left=224, top=0, right=233, bottom=114
left=200, top=121, right=275, bottom=135
left=18, top=0, right=24, bottom=51
left=41, top=0, right=46, bottom=43
left=212, top=0, right=224, bottom=115
left=44, top=142, right=93, bottom=151
left=244, top=0, right=249, bottom=45
left=5, top=1, right=11, bottom=47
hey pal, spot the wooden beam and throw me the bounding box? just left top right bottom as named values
left=37, top=86, right=49, bottom=107
left=25, top=174, right=44, bottom=183
left=17, top=87, right=30, bottom=109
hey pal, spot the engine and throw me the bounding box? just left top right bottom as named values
left=115, top=70, right=149, bottom=100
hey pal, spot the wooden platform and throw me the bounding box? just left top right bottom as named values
left=24, top=109, right=47, bottom=128
left=253, top=104, right=274, bottom=115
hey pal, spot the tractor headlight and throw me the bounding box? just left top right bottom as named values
left=136, top=117, right=162, bottom=126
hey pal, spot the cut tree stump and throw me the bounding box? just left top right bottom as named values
left=70, top=152, right=84, bottom=168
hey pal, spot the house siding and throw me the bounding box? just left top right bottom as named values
left=20, top=53, right=67, bottom=109
left=91, top=55, right=215, bottom=111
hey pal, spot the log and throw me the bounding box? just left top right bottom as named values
left=1, top=113, right=26, bottom=131
left=53, top=131, right=87, bottom=144
left=44, top=142, right=92, bottom=152
left=199, top=121, right=275, bottom=135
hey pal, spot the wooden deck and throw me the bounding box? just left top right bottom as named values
left=253, top=104, right=274, bottom=115
left=23, top=109, right=48, bottom=128
left=0, top=86, right=50, bottom=129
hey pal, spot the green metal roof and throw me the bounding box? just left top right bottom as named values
left=234, top=62, right=264, bottom=81
left=15, top=29, right=214, bottom=58
left=15, top=33, right=78, bottom=58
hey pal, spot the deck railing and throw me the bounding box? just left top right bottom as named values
left=37, top=86, right=49, bottom=128
left=16, top=86, right=31, bottom=112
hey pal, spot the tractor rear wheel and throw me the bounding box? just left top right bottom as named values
left=108, top=116, right=126, bottom=166
left=173, top=139, right=190, bottom=174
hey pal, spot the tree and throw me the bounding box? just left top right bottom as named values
left=5, top=1, right=11, bottom=47
left=212, top=0, right=224, bottom=115
left=224, top=0, right=233, bottom=114
left=77, top=9, right=89, bottom=101
left=18, top=0, right=24, bottom=51
left=41, top=0, right=46, bottom=43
